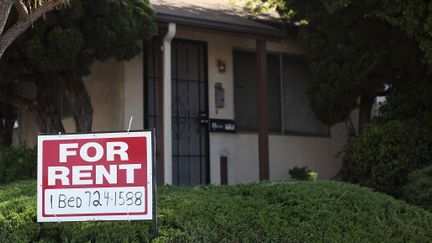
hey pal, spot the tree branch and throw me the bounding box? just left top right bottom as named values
left=13, top=0, right=29, bottom=20
left=0, top=72, right=39, bottom=85
left=0, top=0, right=66, bottom=58
left=0, top=88, right=35, bottom=110
left=0, top=0, right=13, bottom=35
left=27, top=0, right=66, bottom=23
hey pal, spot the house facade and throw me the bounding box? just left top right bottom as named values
left=15, top=0, right=358, bottom=185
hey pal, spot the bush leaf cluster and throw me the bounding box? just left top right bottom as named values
left=402, top=165, right=432, bottom=211
left=0, top=145, right=36, bottom=184
left=342, top=119, right=432, bottom=196
left=288, top=166, right=317, bottom=181
left=1, top=180, right=432, bottom=242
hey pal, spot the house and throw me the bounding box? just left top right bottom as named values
left=15, top=0, right=358, bottom=185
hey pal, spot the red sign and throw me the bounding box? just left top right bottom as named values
left=37, top=131, right=153, bottom=222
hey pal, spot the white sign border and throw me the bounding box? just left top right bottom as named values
left=37, top=131, right=153, bottom=222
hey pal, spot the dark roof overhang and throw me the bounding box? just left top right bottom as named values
left=154, top=13, right=288, bottom=40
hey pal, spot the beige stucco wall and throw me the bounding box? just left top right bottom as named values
left=124, top=44, right=144, bottom=131
left=85, top=59, right=125, bottom=132
left=174, top=28, right=352, bottom=184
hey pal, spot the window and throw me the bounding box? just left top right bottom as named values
left=233, top=49, right=329, bottom=137
left=233, top=51, right=281, bottom=132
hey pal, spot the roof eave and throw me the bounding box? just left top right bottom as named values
left=156, top=13, right=288, bottom=40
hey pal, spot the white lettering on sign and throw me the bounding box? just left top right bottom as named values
left=59, top=142, right=129, bottom=163
left=73, top=166, right=93, bottom=185
left=80, top=142, right=104, bottom=162
left=95, top=165, right=117, bottom=184
left=48, top=141, right=139, bottom=186
left=47, top=164, right=142, bottom=186
left=119, top=164, right=141, bottom=183
left=106, top=142, right=129, bottom=161
left=59, top=143, right=78, bottom=163
left=48, top=166, right=70, bottom=185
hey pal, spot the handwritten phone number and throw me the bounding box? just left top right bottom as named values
left=48, top=190, right=143, bottom=209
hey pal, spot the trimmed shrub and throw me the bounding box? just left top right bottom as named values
left=401, top=165, right=432, bottom=211
left=1, top=180, right=432, bottom=242
left=289, top=166, right=318, bottom=181
left=341, top=119, right=432, bottom=196
left=0, top=145, right=36, bottom=184
left=0, top=180, right=152, bottom=242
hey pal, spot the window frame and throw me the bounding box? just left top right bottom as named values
left=233, top=47, right=330, bottom=138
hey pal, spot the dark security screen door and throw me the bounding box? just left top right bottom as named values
left=144, top=38, right=209, bottom=186
left=171, top=39, right=209, bottom=185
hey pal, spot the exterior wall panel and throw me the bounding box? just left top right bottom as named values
left=124, top=46, right=144, bottom=131
left=85, top=59, right=125, bottom=132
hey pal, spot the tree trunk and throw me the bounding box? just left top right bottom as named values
left=358, top=94, right=375, bottom=130
left=61, top=76, right=93, bottom=132
left=0, top=0, right=12, bottom=36
left=33, top=79, right=65, bottom=134
left=0, top=101, right=15, bottom=152
left=0, top=73, right=64, bottom=134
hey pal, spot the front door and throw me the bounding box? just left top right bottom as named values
left=144, top=39, right=209, bottom=185
left=171, top=39, right=209, bottom=185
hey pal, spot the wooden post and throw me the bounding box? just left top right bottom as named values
left=256, top=39, right=269, bottom=181
left=220, top=156, right=228, bottom=185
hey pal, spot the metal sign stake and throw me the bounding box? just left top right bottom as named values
left=152, top=128, right=158, bottom=239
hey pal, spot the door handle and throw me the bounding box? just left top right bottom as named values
left=199, top=112, right=209, bottom=126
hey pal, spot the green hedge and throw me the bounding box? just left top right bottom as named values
left=402, top=165, right=432, bottom=211
left=1, top=180, right=432, bottom=242
left=0, top=145, right=36, bottom=184
left=342, top=119, right=432, bottom=196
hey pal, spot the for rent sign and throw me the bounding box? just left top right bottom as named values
left=37, top=131, right=153, bottom=222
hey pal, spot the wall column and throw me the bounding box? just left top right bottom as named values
left=256, top=39, right=269, bottom=181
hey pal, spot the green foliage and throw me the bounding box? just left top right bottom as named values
left=306, top=77, right=357, bottom=125
left=369, top=1, right=432, bottom=70
left=1, top=0, right=156, bottom=76
left=0, top=145, right=36, bottom=184
left=25, top=27, right=84, bottom=72
left=81, top=0, right=156, bottom=61
left=379, top=76, right=432, bottom=129
left=289, top=166, right=309, bottom=180
left=401, top=165, right=432, bottom=211
left=2, top=180, right=432, bottom=242
left=0, top=0, right=156, bottom=134
left=288, top=166, right=317, bottom=181
left=241, top=0, right=429, bottom=126
left=299, top=2, right=426, bottom=126
left=342, top=120, right=432, bottom=196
